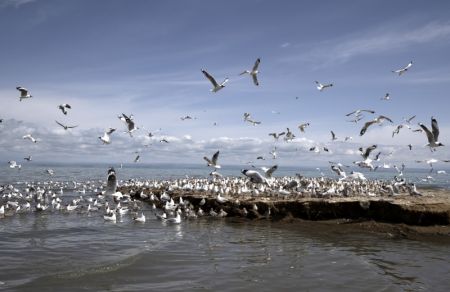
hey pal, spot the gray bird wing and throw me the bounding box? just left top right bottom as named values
left=202, top=70, right=219, bottom=87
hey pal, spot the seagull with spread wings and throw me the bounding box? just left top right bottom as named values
left=239, top=58, right=261, bottom=86
left=419, top=117, right=444, bottom=150
left=202, top=69, right=228, bottom=92
left=204, top=150, right=221, bottom=169
left=55, top=120, right=78, bottom=130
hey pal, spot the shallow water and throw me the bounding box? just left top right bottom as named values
left=1, top=164, right=449, bottom=291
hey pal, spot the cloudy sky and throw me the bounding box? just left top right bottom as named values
left=0, top=0, right=449, bottom=167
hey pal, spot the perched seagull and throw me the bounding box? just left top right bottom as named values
left=202, top=69, right=228, bottom=92
left=204, top=150, right=221, bottom=169
left=99, top=128, right=116, bottom=144
left=330, top=131, right=337, bottom=141
left=8, top=161, right=21, bottom=169
left=57, top=104, right=72, bottom=115
left=268, top=131, right=285, bottom=140
left=392, top=61, right=413, bottom=76
left=16, top=86, right=32, bottom=101
left=22, top=134, right=38, bottom=143
left=55, top=120, right=78, bottom=130
left=119, top=113, right=138, bottom=136
left=380, top=93, right=390, bottom=101
left=241, top=169, right=267, bottom=184
left=24, top=155, right=32, bottom=162
left=239, top=58, right=261, bottom=86
left=360, top=115, right=394, bottom=136
left=419, top=117, right=444, bottom=150
left=298, top=123, right=310, bottom=133
left=133, top=212, right=146, bottom=223
left=315, top=80, right=333, bottom=91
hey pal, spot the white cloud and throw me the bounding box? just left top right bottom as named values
left=0, top=0, right=35, bottom=8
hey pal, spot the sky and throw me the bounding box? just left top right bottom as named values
left=1, top=0, right=450, bottom=168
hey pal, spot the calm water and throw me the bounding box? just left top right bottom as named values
left=1, top=164, right=450, bottom=291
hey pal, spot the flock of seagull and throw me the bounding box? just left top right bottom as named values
left=0, top=58, right=448, bottom=223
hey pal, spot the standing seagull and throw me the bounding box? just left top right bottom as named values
left=58, top=104, right=72, bottom=115
left=55, top=121, right=78, bottom=130
left=201, top=69, right=228, bottom=92
left=239, top=58, right=261, bottom=86
left=16, top=86, right=32, bottom=101
left=392, top=61, right=413, bottom=76
left=315, top=81, right=333, bottom=91
left=204, top=150, right=221, bottom=169
left=419, top=117, right=444, bottom=150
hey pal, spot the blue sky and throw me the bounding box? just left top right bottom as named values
left=1, top=0, right=450, bottom=168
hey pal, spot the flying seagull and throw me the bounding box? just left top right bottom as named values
left=16, top=86, right=32, bottom=101
left=315, top=81, right=333, bottom=91
left=346, top=109, right=375, bottom=117
left=419, top=117, right=444, bottom=150
left=260, top=165, right=278, bottom=178
left=331, top=131, right=337, bottom=141
left=239, top=58, right=261, bottom=86
left=22, top=134, right=38, bottom=143
left=392, top=61, right=413, bottom=76
left=55, top=120, right=78, bottom=130
left=392, top=124, right=404, bottom=137
left=359, top=145, right=377, bottom=160
left=360, top=115, right=394, bottom=136
left=119, top=113, right=138, bottom=136
left=99, top=128, right=116, bottom=144
left=58, top=104, right=72, bottom=115
left=268, top=131, right=285, bottom=140
left=202, top=69, right=228, bottom=92
left=204, top=150, right=221, bottom=169
left=24, top=155, right=32, bottom=162
left=298, top=123, right=310, bottom=133
left=241, top=169, right=267, bottom=184
left=403, top=115, right=416, bottom=124
left=380, top=93, right=390, bottom=101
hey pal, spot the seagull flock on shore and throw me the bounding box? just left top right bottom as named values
left=0, top=58, right=448, bottom=223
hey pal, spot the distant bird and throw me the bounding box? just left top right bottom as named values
left=58, top=104, right=72, bottom=115
left=330, top=131, right=337, bottom=141
left=315, top=81, right=333, bottom=91
left=55, top=120, right=78, bottom=130
left=209, top=170, right=223, bottom=178
left=359, top=145, right=377, bottom=160
left=256, top=156, right=265, bottom=160
left=331, top=164, right=346, bottom=179
left=119, top=113, right=138, bottom=136
left=403, top=115, right=416, bottom=124
left=22, top=134, right=38, bottom=143
left=392, top=124, right=404, bottom=137
left=180, top=115, right=195, bottom=121
left=298, top=123, right=310, bottom=133
left=239, top=58, right=261, bottom=86
left=419, top=117, right=444, bottom=150
left=284, top=128, right=295, bottom=141
left=8, top=161, right=21, bottom=169
left=202, top=69, right=228, bottom=92
left=344, top=136, right=353, bottom=142
left=24, top=155, right=32, bottom=162
left=160, top=138, right=169, bottom=143
left=392, top=61, right=413, bottom=76
left=241, top=169, right=267, bottom=184
left=99, top=128, right=116, bottom=144
left=323, top=147, right=330, bottom=152
left=204, top=150, right=221, bottom=169
left=408, top=144, right=412, bottom=150
left=243, top=112, right=251, bottom=121
left=346, top=109, right=375, bottom=117
left=360, top=115, right=394, bottom=136
left=134, top=155, right=140, bottom=163
left=46, top=169, right=54, bottom=176
left=0, top=119, right=3, bottom=123
left=16, top=86, right=32, bottom=101
left=269, top=147, right=278, bottom=159
left=380, top=93, right=390, bottom=101
left=268, top=132, right=285, bottom=140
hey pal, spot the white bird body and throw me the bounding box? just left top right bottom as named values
left=133, top=212, right=146, bottom=223
left=23, top=134, right=38, bottom=143
left=16, top=86, right=32, bottom=101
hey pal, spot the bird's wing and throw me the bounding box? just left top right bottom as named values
left=360, top=120, right=375, bottom=136
left=211, top=151, right=220, bottom=165
left=419, top=124, right=434, bottom=143
left=203, top=156, right=212, bottom=164
left=346, top=110, right=356, bottom=116
left=407, top=115, right=416, bottom=123
left=202, top=70, right=219, bottom=87
left=67, top=125, right=78, bottom=129
left=268, top=133, right=276, bottom=137
left=331, top=131, right=336, bottom=140
left=55, top=120, right=65, bottom=128
left=252, top=74, right=259, bottom=86
left=252, top=58, right=261, bottom=71
left=431, top=117, right=439, bottom=141
left=266, top=165, right=278, bottom=177
left=65, top=104, right=72, bottom=109
left=362, top=145, right=377, bottom=159
left=379, top=115, right=393, bottom=123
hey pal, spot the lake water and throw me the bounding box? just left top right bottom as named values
left=1, top=163, right=449, bottom=291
